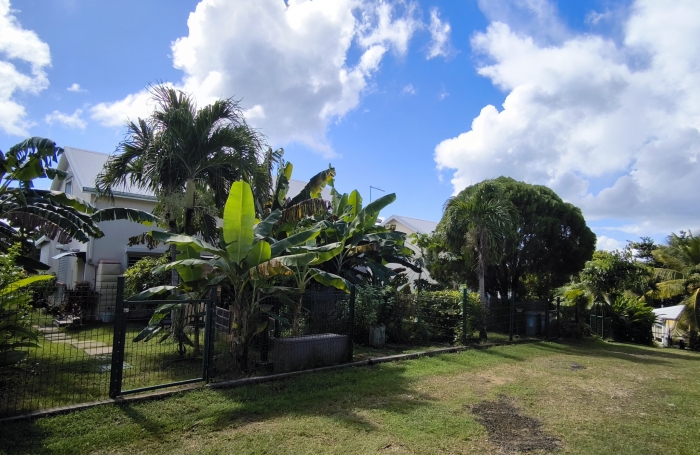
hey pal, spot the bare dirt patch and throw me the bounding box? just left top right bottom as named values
left=471, top=396, right=561, bottom=454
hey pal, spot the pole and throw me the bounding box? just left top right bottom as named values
left=462, top=287, right=468, bottom=345
left=202, top=289, right=216, bottom=382
left=544, top=298, right=550, bottom=340
left=348, top=285, right=356, bottom=361
left=509, top=293, right=515, bottom=341
left=109, top=276, right=126, bottom=398
left=556, top=297, right=561, bottom=339
left=369, top=185, right=385, bottom=203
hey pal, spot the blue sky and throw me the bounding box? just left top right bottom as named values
left=2, top=0, right=699, bottom=251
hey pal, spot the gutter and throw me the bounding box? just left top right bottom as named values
left=82, top=187, right=158, bottom=202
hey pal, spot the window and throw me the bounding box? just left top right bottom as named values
left=64, top=180, right=72, bottom=195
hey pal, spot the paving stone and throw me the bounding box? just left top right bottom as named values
left=44, top=333, right=70, bottom=341
left=35, top=326, right=60, bottom=334
left=46, top=338, right=73, bottom=344
left=84, top=346, right=112, bottom=356
left=70, top=340, right=106, bottom=349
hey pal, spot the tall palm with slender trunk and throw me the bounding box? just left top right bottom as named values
left=440, top=181, right=516, bottom=337
left=96, top=85, right=268, bottom=284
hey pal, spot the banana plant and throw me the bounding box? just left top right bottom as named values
left=145, top=181, right=345, bottom=368
left=318, top=186, right=419, bottom=285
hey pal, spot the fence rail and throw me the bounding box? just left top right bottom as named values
left=2, top=280, right=567, bottom=418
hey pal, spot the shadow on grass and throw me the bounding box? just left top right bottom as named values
left=529, top=339, right=700, bottom=365
left=0, top=362, right=432, bottom=454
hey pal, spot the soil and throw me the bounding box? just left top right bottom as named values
left=471, top=396, right=561, bottom=454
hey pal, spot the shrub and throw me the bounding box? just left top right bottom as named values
left=609, top=296, right=655, bottom=345
left=123, top=255, right=170, bottom=298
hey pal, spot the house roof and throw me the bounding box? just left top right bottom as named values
left=49, top=147, right=331, bottom=201
left=382, top=215, right=438, bottom=234
left=652, top=305, right=685, bottom=321
left=50, top=147, right=156, bottom=199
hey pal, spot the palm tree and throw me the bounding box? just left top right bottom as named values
left=440, top=181, right=516, bottom=308
left=96, top=85, right=270, bottom=283
left=652, top=231, right=700, bottom=330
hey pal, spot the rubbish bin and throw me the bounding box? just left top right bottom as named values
left=525, top=311, right=538, bottom=337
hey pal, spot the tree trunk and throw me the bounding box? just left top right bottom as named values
left=478, top=231, right=488, bottom=341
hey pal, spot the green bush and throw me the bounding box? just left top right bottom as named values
left=123, top=255, right=170, bottom=298
left=609, top=296, right=655, bottom=345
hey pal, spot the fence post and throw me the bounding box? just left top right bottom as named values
left=509, top=293, right=515, bottom=341
left=556, top=297, right=561, bottom=339
left=348, top=285, right=355, bottom=362
left=461, top=287, right=468, bottom=345
left=109, top=276, right=126, bottom=398
left=202, top=289, right=216, bottom=382
left=544, top=298, right=550, bottom=340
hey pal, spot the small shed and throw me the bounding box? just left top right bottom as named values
left=652, top=305, right=685, bottom=347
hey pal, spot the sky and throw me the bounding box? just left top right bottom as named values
left=2, top=0, right=699, bottom=252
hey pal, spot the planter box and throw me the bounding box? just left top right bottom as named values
left=273, top=333, right=349, bottom=374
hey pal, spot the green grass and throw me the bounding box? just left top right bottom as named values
left=1, top=318, right=209, bottom=415
left=2, top=340, right=699, bottom=454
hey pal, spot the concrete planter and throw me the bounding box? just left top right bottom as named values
left=273, top=333, right=349, bottom=374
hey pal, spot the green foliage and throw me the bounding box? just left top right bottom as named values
left=488, top=177, right=596, bottom=301
left=687, top=330, right=700, bottom=351
left=96, top=85, right=269, bottom=252
left=580, top=250, right=652, bottom=302
left=652, top=230, right=700, bottom=330
left=0, top=244, right=27, bottom=289
left=61, top=281, right=99, bottom=319
left=0, top=271, right=54, bottom=368
left=1, top=137, right=158, bottom=273
left=608, top=296, right=655, bottom=345
left=440, top=180, right=517, bottom=303
left=123, top=255, right=170, bottom=298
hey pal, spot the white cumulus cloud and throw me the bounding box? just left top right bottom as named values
left=596, top=236, right=624, bottom=252
left=435, top=0, right=700, bottom=237
left=426, top=7, right=452, bottom=59
left=44, top=109, right=87, bottom=130
left=67, top=83, right=85, bottom=93
left=91, top=0, right=423, bottom=156
left=0, top=0, right=51, bottom=136
left=402, top=84, right=416, bottom=95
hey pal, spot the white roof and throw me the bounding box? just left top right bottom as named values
left=382, top=215, right=438, bottom=234
left=652, top=305, right=685, bottom=321
left=50, top=147, right=332, bottom=202
left=50, top=147, right=155, bottom=199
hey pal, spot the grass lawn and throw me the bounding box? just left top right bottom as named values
left=1, top=340, right=699, bottom=455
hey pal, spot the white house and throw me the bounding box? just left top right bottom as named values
left=381, top=214, right=438, bottom=287
left=39, top=146, right=332, bottom=289
left=652, top=305, right=685, bottom=347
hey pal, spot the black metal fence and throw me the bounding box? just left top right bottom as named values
left=0, top=279, right=355, bottom=418
left=2, top=278, right=570, bottom=419
left=0, top=282, right=119, bottom=417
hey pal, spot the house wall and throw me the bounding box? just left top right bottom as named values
left=382, top=218, right=433, bottom=288
left=39, top=165, right=167, bottom=286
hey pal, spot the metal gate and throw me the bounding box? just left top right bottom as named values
left=109, top=278, right=216, bottom=398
